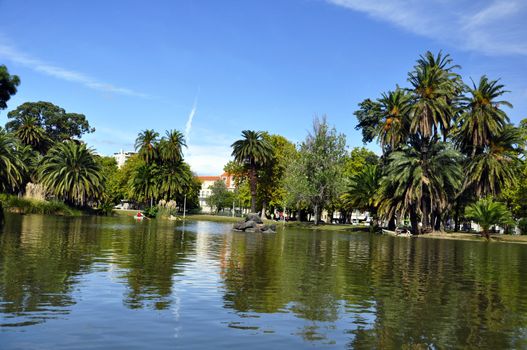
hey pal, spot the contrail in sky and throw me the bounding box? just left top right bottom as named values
left=184, top=90, right=199, bottom=143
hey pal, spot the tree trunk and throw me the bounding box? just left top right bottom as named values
left=388, top=216, right=396, bottom=230
left=314, top=204, right=319, bottom=225
left=434, top=210, right=442, bottom=231
left=410, top=206, right=419, bottom=235
left=249, top=167, right=257, bottom=213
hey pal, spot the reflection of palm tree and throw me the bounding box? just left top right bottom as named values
left=134, top=129, right=159, bottom=164
left=38, top=141, right=103, bottom=206
left=231, top=130, right=273, bottom=213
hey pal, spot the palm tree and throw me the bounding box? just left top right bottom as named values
left=158, top=161, right=192, bottom=200
left=231, top=130, right=273, bottom=213
left=408, top=51, right=461, bottom=139
left=128, top=163, right=159, bottom=206
left=38, top=141, right=104, bottom=206
left=341, top=164, right=381, bottom=229
left=385, top=140, right=462, bottom=233
left=464, top=125, right=522, bottom=197
left=135, top=129, right=159, bottom=164
left=0, top=128, right=26, bottom=193
left=455, top=76, right=511, bottom=156
left=14, top=115, right=50, bottom=153
left=375, top=88, right=412, bottom=153
left=465, top=198, right=514, bottom=239
left=159, top=130, right=186, bottom=163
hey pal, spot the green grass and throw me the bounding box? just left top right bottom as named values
left=0, top=194, right=82, bottom=216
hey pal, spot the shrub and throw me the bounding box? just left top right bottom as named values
left=518, top=218, right=527, bottom=235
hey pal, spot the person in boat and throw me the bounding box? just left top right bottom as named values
left=136, top=212, right=142, bottom=218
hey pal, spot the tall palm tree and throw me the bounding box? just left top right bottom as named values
left=14, top=115, right=50, bottom=153
left=128, top=163, right=159, bottom=206
left=385, top=140, right=462, bottom=233
left=465, top=198, right=514, bottom=239
left=159, top=129, right=186, bottom=163
left=464, top=125, right=521, bottom=197
left=158, top=161, right=192, bottom=200
left=0, top=128, right=26, bottom=193
left=38, top=141, right=104, bottom=206
left=455, top=76, right=511, bottom=156
left=408, top=51, right=461, bottom=139
left=135, top=129, right=159, bottom=164
left=231, top=130, right=273, bottom=213
left=375, top=88, right=412, bottom=153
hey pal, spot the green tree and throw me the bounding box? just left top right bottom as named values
left=455, top=76, right=511, bottom=156
left=159, top=129, right=186, bottom=163
left=465, top=198, right=514, bottom=239
left=13, top=115, right=50, bottom=153
left=0, top=65, right=20, bottom=112
left=0, top=128, right=26, bottom=193
left=231, top=130, right=273, bottom=213
left=6, top=101, right=94, bottom=143
left=206, top=179, right=234, bottom=213
left=128, top=163, right=159, bottom=206
left=289, top=116, right=347, bottom=225
left=341, top=164, right=381, bottom=228
left=384, top=142, right=462, bottom=233
left=374, top=89, right=412, bottom=153
left=38, top=141, right=104, bottom=206
left=134, top=129, right=159, bottom=164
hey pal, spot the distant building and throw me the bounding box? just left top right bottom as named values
left=113, top=150, right=136, bottom=168
left=197, top=172, right=236, bottom=212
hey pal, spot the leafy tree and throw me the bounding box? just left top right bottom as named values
left=342, top=147, right=379, bottom=179
left=341, top=164, right=381, bottom=228
left=231, top=130, right=273, bottom=213
left=206, top=180, right=234, bottom=213
left=98, top=156, right=121, bottom=206
left=6, top=101, right=94, bottom=144
left=465, top=198, right=514, bottom=239
left=288, top=116, right=347, bottom=224
left=159, top=129, right=186, bottom=163
left=134, top=129, right=159, bottom=164
left=455, top=76, right=511, bottom=156
left=129, top=163, right=159, bottom=206
left=38, top=141, right=104, bottom=206
left=0, top=65, right=20, bottom=112
left=0, top=128, right=26, bottom=193
left=384, top=141, right=462, bottom=233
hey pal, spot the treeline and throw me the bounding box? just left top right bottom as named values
left=0, top=65, right=198, bottom=217
left=224, top=52, right=527, bottom=235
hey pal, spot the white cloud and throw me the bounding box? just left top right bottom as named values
left=0, top=41, right=151, bottom=98
left=185, top=128, right=234, bottom=175
left=326, top=0, right=527, bottom=56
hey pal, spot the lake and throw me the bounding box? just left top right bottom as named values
left=1, top=214, right=527, bottom=349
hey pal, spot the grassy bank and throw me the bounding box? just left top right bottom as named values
left=421, top=231, right=527, bottom=244
left=0, top=194, right=82, bottom=216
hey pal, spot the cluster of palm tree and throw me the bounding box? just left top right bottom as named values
left=351, top=51, right=523, bottom=235
left=130, top=129, right=195, bottom=207
left=0, top=127, right=103, bottom=206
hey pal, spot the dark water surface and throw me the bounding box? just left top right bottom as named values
left=1, top=214, right=527, bottom=349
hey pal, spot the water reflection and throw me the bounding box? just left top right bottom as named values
left=0, top=214, right=527, bottom=349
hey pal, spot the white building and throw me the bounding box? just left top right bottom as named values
left=113, top=150, right=136, bottom=168
left=197, top=172, right=236, bottom=213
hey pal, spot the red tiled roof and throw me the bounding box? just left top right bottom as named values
left=197, top=176, right=220, bottom=182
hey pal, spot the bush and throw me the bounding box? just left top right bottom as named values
left=143, top=206, right=158, bottom=218
left=518, top=218, right=527, bottom=235
left=0, top=194, right=81, bottom=216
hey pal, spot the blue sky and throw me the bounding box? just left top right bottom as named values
left=1, top=0, right=526, bottom=175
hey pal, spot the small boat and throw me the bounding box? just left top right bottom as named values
left=382, top=229, right=412, bottom=237
left=134, top=213, right=145, bottom=220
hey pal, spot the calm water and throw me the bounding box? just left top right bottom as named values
left=1, top=215, right=527, bottom=349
